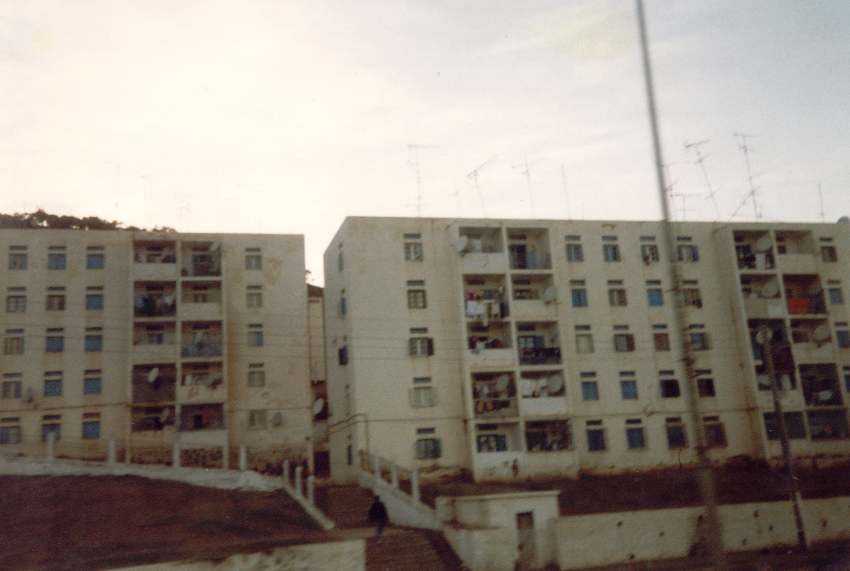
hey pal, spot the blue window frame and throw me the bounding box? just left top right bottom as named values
left=47, top=253, right=66, bottom=270
left=620, top=381, right=638, bottom=400
left=571, top=288, right=588, bottom=307
left=86, top=294, right=104, bottom=310
left=586, top=428, right=606, bottom=451
left=44, top=380, right=62, bottom=397
left=84, top=335, right=103, bottom=352
left=566, top=243, right=584, bottom=262
left=602, top=244, right=620, bottom=262
left=829, top=288, right=844, bottom=305
left=46, top=336, right=64, bottom=353
left=82, top=421, right=101, bottom=440
left=626, top=427, right=645, bottom=449
left=86, top=253, right=105, bottom=269
left=581, top=381, right=599, bottom=401
left=647, top=288, right=664, bottom=307
left=84, top=378, right=102, bottom=395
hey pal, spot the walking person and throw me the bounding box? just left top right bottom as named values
left=368, top=495, right=389, bottom=540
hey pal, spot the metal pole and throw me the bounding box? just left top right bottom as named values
left=634, top=1, right=726, bottom=568
left=758, top=326, right=808, bottom=550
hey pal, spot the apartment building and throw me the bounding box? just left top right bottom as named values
left=324, top=216, right=850, bottom=482
left=0, top=229, right=313, bottom=468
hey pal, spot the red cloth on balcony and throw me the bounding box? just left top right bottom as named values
left=787, top=298, right=809, bottom=314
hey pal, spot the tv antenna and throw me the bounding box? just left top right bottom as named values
left=407, top=144, right=438, bottom=217
left=683, top=139, right=721, bottom=219
left=560, top=163, right=571, bottom=219
left=732, top=132, right=760, bottom=219
left=466, top=155, right=496, bottom=218
left=513, top=155, right=540, bottom=217
left=818, top=183, right=825, bottom=222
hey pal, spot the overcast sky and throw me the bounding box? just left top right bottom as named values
left=2, top=0, right=849, bottom=284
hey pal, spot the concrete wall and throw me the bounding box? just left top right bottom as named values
left=358, top=469, right=439, bottom=530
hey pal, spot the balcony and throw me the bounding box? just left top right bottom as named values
left=132, top=365, right=176, bottom=404
left=457, top=227, right=506, bottom=274
left=776, top=231, right=817, bottom=273
left=133, top=241, right=177, bottom=280
left=181, top=340, right=223, bottom=359
left=525, top=420, right=571, bottom=453
left=507, top=228, right=552, bottom=271
left=784, top=275, right=826, bottom=316
left=519, top=347, right=561, bottom=366
left=180, top=283, right=222, bottom=320
left=181, top=242, right=222, bottom=278
left=133, top=326, right=177, bottom=362
left=134, top=287, right=177, bottom=319
left=734, top=230, right=776, bottom=271
left=463, top=275, right=508, bottom=322
left=743, top=298, right=785, bottom=319
left=520, top=372, right=566, bottom=416
left=749, top=320, right=795, bottom=378
left=179, top=403, right=226, bottom=431
left=516, top=321, right=562, bottom=366
left=511, top=274, right=558, bottom=320
left=131, top=406, right=176, bottom=433
left=179, top=364, right=226, bottom=404
left=791, top=320, right=835, bottom=363
left=181, top=322, right=223, bottom=359
left=801, top=364, right=843, bottom=407
left=467, top=322, right=514, bottom=369
left=473, top=372, right=518, bottom=419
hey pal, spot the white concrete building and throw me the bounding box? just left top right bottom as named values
left=324, top=216, right=850, bottom=482
left=0, top=229, right=313, bottom=469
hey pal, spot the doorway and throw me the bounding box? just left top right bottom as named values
left=516, top=511, right=536, bottom=568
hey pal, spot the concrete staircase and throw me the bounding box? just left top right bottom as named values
left=318, top=484, right=465, bottom=570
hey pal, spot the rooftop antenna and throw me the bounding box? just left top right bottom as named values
left=818, top=183, right=825, bottom=223
left=733, top=132, right=760, bottom=219
left=407, top=144, right=438, bottom=217
left=466, top=155, right=496, bottom=218
left=513, top=155, right=540, bottom=217
left=560, top=163, right=572, bottom=219
left=683, top=139, right=721, bottom=220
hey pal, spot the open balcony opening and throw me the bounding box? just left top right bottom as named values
left=133, top=323, right=176, bottom=346
left=181, top=241, right=222, bottom=277
left=181, top=322, right=223, bottom=358
left=182, top=282, right=222, bottom=304
left=180, top=403, right=225, bottom=431
left=800, top=364, right=843, bottom=407
left=458, top=227, right=502, bottom=254
left=134, top=241, right=176, bottom=264
left=516, top=322, right=561, bottom=365
left=463, top=275, right=508, bottom=321
left=784, top=275, right=826, bottom=315
left=131, top=406, right=175, bottom=432
left=734, top=230, right=775, bottom=270
left=472, top=372, right=517, bottom=418
left=775, top=230, right=815, bottom=256
left=748, top=319, right=795, bottom=387
left=507, top=228, right=551, bottom=270
left=467, top=322, right=512, bottom=351
left=134, top=282, right=177, bottom=318
left=740, top=275, right=782, bottom=318
left=132, top=364, right=176, bottom=404
left=475, top=422, right=521, bottom=453
left=525, top=420, right=571, bottom=453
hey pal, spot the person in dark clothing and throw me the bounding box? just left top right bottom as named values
left=367, top=496, right=389, bottom=538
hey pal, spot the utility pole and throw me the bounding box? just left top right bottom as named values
left=756, top=326, right=808, bottom=550
left=634, top=2, right=726, bottom=568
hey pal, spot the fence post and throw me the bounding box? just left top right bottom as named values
left=172, top=440, right=181, bottom=469
left=307, top=475, right=315, bottom=505
left=294, top=466, right=303, bottom=497
left=239, top=446, right=247, bottom=471
left=108, top=439, right=116, bottom=466
left=391, top=464, right=399, bottom=489
left=46, top=432, right=55, bottom=464
left=412, top=468, right=421, bottom=503
left=283, top=459, right=291, bottom=487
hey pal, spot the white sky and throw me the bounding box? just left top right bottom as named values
left=2, top=0, right=849, bottom=284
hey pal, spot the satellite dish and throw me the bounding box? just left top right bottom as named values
left=839, top=216, right=850, bottom=225
left=807, top=284, right=823, bottom=296
left=813, top=325, right=831, bottom=343
left=546, top=375, right=564, bottom=393
left=818, top=390, right=833, bottom=403
left=271, top=412, right=283, bottom=427
left=757, top=375, right=772, bottom=389
left=755, top=236, right=773, bottom=253
left=754, top=328, right=773, bottom=345
left=542, top=286, right=557, bottom=304
left=208, top=242, right=221, bottom=253
left=760, top=281, right=779, bottom=298
left=495, top=374, right=510, bottom=392
left=147, top=367, right=160, bottom=383
left=453, top=236, right=469, bottom=255
left=312, top=398, right=325, bottom=416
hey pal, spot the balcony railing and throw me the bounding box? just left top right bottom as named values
left=518, top=346, right=561, bottom=365
left=135, top=295, right=176, bottom=318
left=473, top=397, right=518, bottom=418
left=787, top=297, right=826, bottom=315
left=181, top=341, right=223, bottom=358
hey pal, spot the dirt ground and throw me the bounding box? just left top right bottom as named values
left=0, top=475, right=326, bottom=571
left=421, top=460, right=850, bottom=515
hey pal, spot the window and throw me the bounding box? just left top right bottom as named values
left=666, top=418, right=687, bottom=449
left=476, top=433, right=507, bottom=453
left=586, top=422, right=606, bottom=451
left=704, top=417, right=726, bottom=448
left=566, top=243, right=584, bottom=262
left=763, top=412, right=807, bottom=440
left=404, top=242, right=424, bottom=261
left=247, top=324, right=264, bottom=347
left=1, top=375, right=22, bottom=399
left=608, top=288, right=627, bottom=307
left=620, top=380, right=638, bottom=400
left=82, top=414, right=101, bottom=440
left=821, top=245, right=838, bottom=262
left=44, top=376, right=63, bottom=397
left=8, top=251, right=27, bottom=270
left=4, top=330, right=24, bottom=355
left=647, top=288, right=664, bottom=307
left=697, top=377, right=716, bottom=397
left=654, top=333, right=671, bottom=351
left=46, top=331, right=64, bottom=353
left=845, top=367, right=850, bottom=393
left=337, top=250, right=344, bottom=272
left=614, top=334, right=635, bottom=352
left=86, top=253, right=105, bottom=269
left=416, top=431, right=442, bottom=459
left=682, top=287, right=703, bottom=308
left=83, top=376, right=102, bottom=395
left=838, top=328, right=850, bottom=349
left=407, top=289, right=427, bottom=309
left=248, top=410, right=267, bottom=429
left=641, top=244, right=659, bottom=263
left=677, top=245, right=700, bottom=262
left=6, top=294, right=26, bottom=313
left=581, top=381, right=599, bottom=401
left=571, top=283, right=588, bottom=307
left=86, top=293, right=104, bottom=311
left=603, top=243, right=621, bottom=262
left=246, top=286, right=263, bottom=309
left=829, top=288, right=844, bottom=305
left=47, top=252, right=66, bottom=270
left=245, top=252, right=263, bottom=270
left=247, top=364, right=265, bottom=387
left=410, top=379, right=435, bottom=408
left=339, top=289, right=347, bottom=316
left=409, top=337, right=434, bottom=357
left=660, top=379, right=680, bottom=398
left=46, top=294, right=66, bottom=311
left=338, top=345, right=349, bottom=365
left=626, top=421, right=646, bottom=449
left=575, top=333, right=594, bottom=354
left=689, top=332, right=710, bottom=351
left=0, top=421, right=21, bottom=444
left=85, top=333, right=103, bottom=352
left=807, top=410, right=849, bottom=440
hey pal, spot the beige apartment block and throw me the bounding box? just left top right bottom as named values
left=324, top=216, right=850, bottom=482
left=0, top=229, right=312, bottom=469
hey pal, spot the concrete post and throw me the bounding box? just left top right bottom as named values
left=294, top=466, right=303, bottom=497
left=283, top=459, right=291, bottom=487
left=391, top=464, right=399, bottom=489
left=239, top=446, right=247, bottom=472
left=108, top=439, right=117, bottom=466
left=412, top=468, right=421, bottom=503
left=307, top=475, right=315, bottom=505
left=46, top=432, right=55, bottom=464
left=172, top=440, right=181, bottom=469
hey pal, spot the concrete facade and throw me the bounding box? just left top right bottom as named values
left=324, top=216, right=850, bottom=482
left=0, top=229, right=312, bottom=468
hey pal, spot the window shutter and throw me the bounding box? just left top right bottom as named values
left=408, top=388, right=417, bottom=407
left=434, top=438, right=442, bottom=459
left=408, top=338, right=417, bottom=356
left=627, top=335, right=635, bottom=351
left=426, top=338, right=435, bottom=356
left=693, top=247, right=700, bottom=262
left=338, top=346, right=348, bottom=365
